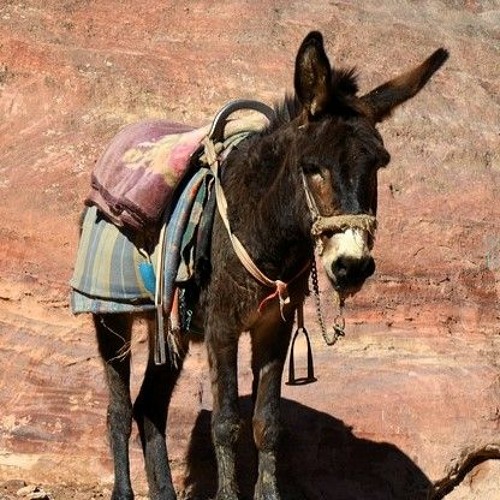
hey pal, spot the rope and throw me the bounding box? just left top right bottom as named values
left=203, top=136, right=293, bottom=320
left=311, top=214, right=377, bottom=237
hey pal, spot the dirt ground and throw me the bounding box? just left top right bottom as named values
left=0, top=480, right=109, bottom=500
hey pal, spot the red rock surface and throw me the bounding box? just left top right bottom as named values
left=0, top=1, right=498, bottom=499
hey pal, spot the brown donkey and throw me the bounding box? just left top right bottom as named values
left=78, top=31, right=448, bottom=499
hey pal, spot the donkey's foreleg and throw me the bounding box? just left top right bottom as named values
left=250, top=318, right=294, bottom=500
left=94, top=313, right=134, bottom=500
left=206, top=329, right=240, bottom=500
left=133, top=323, right=189, bottom=500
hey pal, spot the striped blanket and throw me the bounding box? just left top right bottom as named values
left=70, top=167, right=213, bottom=316
left=70, top=205, right=157, bottom=314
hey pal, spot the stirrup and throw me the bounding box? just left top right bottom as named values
left=286, top=304, right=317, bottom=385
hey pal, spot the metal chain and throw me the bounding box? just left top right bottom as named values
left=311, top=259, right=346, bottom=346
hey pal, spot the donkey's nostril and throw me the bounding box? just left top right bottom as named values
left=332, top=257, right=349, bottom=280
left=332, top=256, right=352, bottom=287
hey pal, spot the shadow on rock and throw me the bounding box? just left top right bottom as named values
left=182, top=397, right=432, bottom=500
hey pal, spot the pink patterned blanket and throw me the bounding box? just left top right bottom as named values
left=86, top=112, right=269, bottom=233
left=86, top=120, right=210, bottom=232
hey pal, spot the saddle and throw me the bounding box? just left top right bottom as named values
left=86, top=100, right=274, bottom=235
left=71, top=101, right=274, bottom=364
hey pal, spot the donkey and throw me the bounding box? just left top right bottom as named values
left=87, top=32, right=448, bottom=499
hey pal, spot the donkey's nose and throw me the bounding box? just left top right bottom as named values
left=331, top=255, right=375, bottom=289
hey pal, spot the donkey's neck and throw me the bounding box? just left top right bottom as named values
left=221, top=129, right=313, bottom=282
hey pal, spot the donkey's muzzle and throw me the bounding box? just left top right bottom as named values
left=331, top=255, right=375, bottom=291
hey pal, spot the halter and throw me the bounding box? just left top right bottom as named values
left=300, top=170, right=377, bottom=254
left=300, top=168, right=377, bottom=351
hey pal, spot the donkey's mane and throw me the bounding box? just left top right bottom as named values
left=267, top=67, right=360, bottom=133
left=332, top=67, right=359, bottom=96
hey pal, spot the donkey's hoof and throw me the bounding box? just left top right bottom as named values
left=254, top=480, right=280, bottom=500
left=111, top=488, right=134, bottom=500
left=215, top=488, right=239, bottom=500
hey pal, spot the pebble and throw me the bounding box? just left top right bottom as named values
left=15, top=485, right=52, bottom=499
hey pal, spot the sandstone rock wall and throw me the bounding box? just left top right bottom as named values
left=0, top=1, right=498, bottom=498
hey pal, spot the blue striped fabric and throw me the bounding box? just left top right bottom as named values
left=158, top=169, right=212, bottom=316
left=70, top=206, right=157, bottom=313
left=70, top=168, right=212, bottom=315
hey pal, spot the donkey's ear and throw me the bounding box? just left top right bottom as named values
left=360, top=48, right=449, bottom=123
left=294, top=31, right=333, bottom=118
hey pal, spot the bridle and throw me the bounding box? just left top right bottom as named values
left=300, top=170, right=377, bottom=254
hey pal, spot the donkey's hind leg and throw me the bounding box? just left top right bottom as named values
left=94, top=313, right=134, bottom=500
left=133, top=320, right=189, bottom=500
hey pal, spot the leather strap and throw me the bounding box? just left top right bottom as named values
left=204, top=135, right=293, bottom=320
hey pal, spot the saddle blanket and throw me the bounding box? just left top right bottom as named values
left=86, top=114, right=269, bottom=233
left=70, top=167, right=213, bottom=315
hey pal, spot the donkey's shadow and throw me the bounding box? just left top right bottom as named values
left=182, top=397, right=432, bottom=500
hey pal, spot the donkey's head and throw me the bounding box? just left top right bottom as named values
left=292, top=31, right=448, bottom=295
